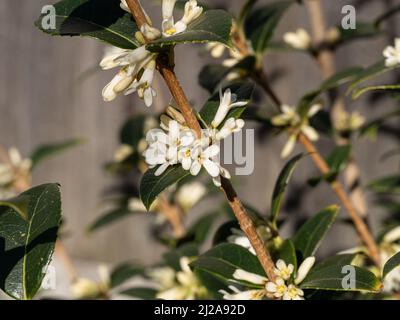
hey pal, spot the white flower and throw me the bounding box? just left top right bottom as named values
left=206, top=42, right=226, bottom=58
left=175, top=182, right=207, bottom=212
left=335, top=110, right=365, bottom=132
left=162, top=0, right=203, bottom=37
left=0, top=147, right=32, bottom=187
left=283, top=284, right=304, bottom=300
left=147, top=266, right=176, bottom=289
left=144, top=120, right=195, bottom=176
left=120, top=0, right=130, bottom=13
left=220, top=285, right=265, bottom=300
left=125, top=60, right=157, bottom=107
left=190, top=144, right=221, bottom=178
left=274, top=259, right=294, bottom=280
left=272, top=104, right=321, bottom=158
left=283, top=29, right=312, bottom=50
left=71, top=265, right=110, bottom=299
left=215, top=118, right=245, bottom=140
left=155, top=257, right=207, bottom=300
left=294, top=256, right=315, bottom=285
left=265, top=277, right=288, bottom=298
left=233, top=269, right=268, bottom=285
left=141, top=23, right=162, bottom=41
left=383, top=38, right=400, bottom=67
left=228, top=229, right=256, bottom=255
left=211, top=89, right=248, bottom=129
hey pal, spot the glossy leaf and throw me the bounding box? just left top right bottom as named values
left=146, top=10, right=232, bottom=52
left=120, top=287, right=157, bottom=299
left=87, top=208, right=141, bottom=233
left=199, top=82, right=254, bottom=127
left=0, top=184, right=62, bottom=300
left=0, top=195, right=30, bottom=220
left=110, top=263, right=144, bottom=288
left=191, top=243, right=265, bottom=286
left=140, top=166, right=190, bottom=211
left=270, top=154, right=303, bottom=226
left=300, top=255, right=382, bottom=292
left=30, top=138, right=83, bottom=169
left=293, top=205, right=339, bottom=260
left=245, top=1, right=293, bottom=53
left=35, top=0, right=140, bottom=49
left=352, top=84, right=400, bottom=100
left=382, top=252, right=400, bottom=280
left=199, top=56, right=256, bottom=93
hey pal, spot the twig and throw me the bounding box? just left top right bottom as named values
left=126, top=0, right=277, bottom=281
left=232, top=11, right=380, bottom=266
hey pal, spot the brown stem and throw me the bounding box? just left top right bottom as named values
left=126, top=0, right=277, bottom=281
left=159, top=195, right=186, bottom=238
left=305, top=0, right=369, bottom=219
left=298, top=133, right=381, bottom=266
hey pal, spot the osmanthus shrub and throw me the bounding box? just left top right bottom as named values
left=1, top=0, right=399, bottom=300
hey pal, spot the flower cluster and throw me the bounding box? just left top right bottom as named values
left=383, top=38, right=400, bottom=67
left=71, top=265, right=111, bottom=299
left=271, top=104, right=321, bottom=158
left=101, top=0, right=203, bottom=105
left=220, top=257, right=315, bottom=300
left=334, top=110, right=365, bottom=134
left=0, top=147, right=32, bottom=199
left=143, top=89, right=248, bottom=187
left=148, top=256, right=207, bottom=300
left=283, top=29, right=312, bottom=50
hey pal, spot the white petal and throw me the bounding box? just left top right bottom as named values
left=295, top=256, right=316, bottom=285
left=308, top=104, right=322, bottom=117
left=162, top=0, right=177, bottom=19
left=203, top=159, right=220, bottom=177
left=190, top=161, right=202, bottom=176
left=233, top=269, right=267, bottom=285
left=204, top=144, right=220, bottom=158
left=281, top=135, right=297, bottom=158
left=302, top=126, right=319, bottom=141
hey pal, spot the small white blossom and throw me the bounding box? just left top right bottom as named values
left=228, top=229, right=256, bottom=255
left=190, top=144, right=221, bottom=178
left=220, top=285, right=265, bottom=300
left=274, top=259, right=294, bottom=280
left=162, top=0, right=203, bottom=37
left=335, top=110, right=365, bottom=133
left=0, top=147, right=32, bottom=190
left=206, top=42, right=226, bottom=58
left=71, top=265, right=110, bottom=299
left=233, top=269, right=268, bottom=285
left=175, top=182, right=207, bottom=212
left=383, top=38, right=400, bottom=67
left=272, top=104, right=321, bottom=158
left=155, top=257, right=207, bottom=300
left=283, top=29, right=312, bottom=50
left=294, top=256, right=315, bottom=285
left=283, top=284, right=304, bottom=300
left=211, top=89, right=248, bottom=129
left=265, top=277, right=288, bottom=299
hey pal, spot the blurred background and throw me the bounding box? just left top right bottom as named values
left=0, top=0, right=398, bottom=297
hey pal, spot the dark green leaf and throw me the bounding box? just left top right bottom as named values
left=140, top=165, right=190, bottom=211
left=245, top=1, right=293, bottom=53
left=199, top=82, right=254, bottom=126
left=300, top=255, right=382, bottom=292
left=87, top=208, right=140, bottom=233
left=191, top=243, right=264, bottom=286
left=293, top=205, right=339, bottom=259
left=368, top=175, right=400, bottom=194
left=163, top=243, right=199, bottom=271
left=0, top=195, right=30, bottom=220
left=120, top=287, right=157, bottom=299
left=30, top=138, right=83, bottom=169
left=270, top=154, right=303, bottom=226
left=382, top=252, right=400, bottom=280
left=146, top=10, right=232, bottom=52
left=199, top=56, right=256, bottom=93
left=0, top=184, right=62, bottom=300
left=110, top=263, right=144, bottom=288
left=35, top=0, right=139, bottom=49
